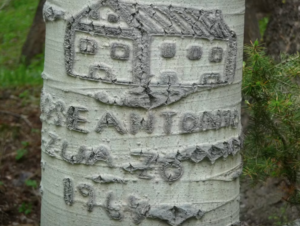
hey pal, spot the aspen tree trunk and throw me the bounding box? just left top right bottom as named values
left=40, top=0, right=245, bottom=225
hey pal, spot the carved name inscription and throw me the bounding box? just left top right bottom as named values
left=43, top=131, right=242, bottom=181
left=41, top=94, right=239, bottom=135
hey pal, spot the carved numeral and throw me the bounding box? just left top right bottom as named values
left=63, top=178, right=74, bottom=206
left=122, top=152, right=159, bottom=180
left=78, top=184, right=95, bottom=212
left=105, top=192, right=123, bottom=220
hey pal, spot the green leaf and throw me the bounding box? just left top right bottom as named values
left=25, top=180, right=38, bottom=189
left=18, top=203, right=32, bottom=215
left=15, top=149, right=27, bottom=160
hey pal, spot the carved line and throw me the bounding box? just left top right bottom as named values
left=86, top=174, right=126, bottom=184
left=148, top=205, right=204, bottom=226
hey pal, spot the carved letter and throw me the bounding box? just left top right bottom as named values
left=201, top=111, right=222, bottom=131
left=61, top=141, right=112, bottom=166
left=129, top=112, right=155, bottom=135
left=181, top=113, right=198, bottom=133
left=66, top=106, right=88, bottom=134
left=61, top=142, right=85, bottom=164
left=53, top=101, right=65, bottom=126
left=231, top=110, right=239, bottom=128
left=161, top=112, right=177, bottom=135
left=222, top=110, right=232, bottom=127
left=44, top=132, right=58, bottom=157
left=96, top=112, right=126, bottom=134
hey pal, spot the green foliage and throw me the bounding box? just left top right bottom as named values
left=268, top=207, right=289, bottom=226
left=0, top=59, right=43, bottom=88
left=0, top=0, right=43, bottom=87
left=259, top=17, right=269, bottom=37
left=25, top=179, right=38, bottom=189
left=18, top=202, right=32, bottom=215
left=15, top=141, right=30, bottom=160
left=243, top=42, right=300, bottom=187
left=0, top=0, right=39, bottom=68
left=0, top=181, right=3, bottom=186
left=16, top=149, right=27, bottom=160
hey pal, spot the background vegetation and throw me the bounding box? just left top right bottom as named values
left=0, top=0, right=43, bottom=87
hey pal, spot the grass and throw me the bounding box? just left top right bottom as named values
left=0, top=0, right=43, bottom=87
left=0, top=0, right=40, bottom=67
left=0, top=57, right=43, bottom=87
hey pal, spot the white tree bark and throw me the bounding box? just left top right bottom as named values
left=40, top=0, right=245, bottom=225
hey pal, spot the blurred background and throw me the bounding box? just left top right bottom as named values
left=0, top=0, right=300, bottom=225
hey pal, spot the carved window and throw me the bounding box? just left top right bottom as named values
left=107, top=14, right=119, bottom=23
left=209, top=47, right=223, bottom=63
left=187, top=46, right=202, bottom=60
left=161, top=42, right=176, bottom=58
left=160, top=71, right=178, bottom=85
left=110, top=43, right=130, bottom=61
left=79, top=38, right=97, bottom=55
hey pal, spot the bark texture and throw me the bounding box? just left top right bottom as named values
left=244, top=0, right=261, bottom=45
left=40, top=0, right=245, bottom=225
left=251, top=0, right=275, bottom=14
left=21, top=0, right=46, bottom=65
left=264, top=0, right=300, bottom=60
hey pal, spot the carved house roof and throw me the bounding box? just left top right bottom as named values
left=114, top=3, right=234, bottom=40
left=72, top=1, right=235, bottom=41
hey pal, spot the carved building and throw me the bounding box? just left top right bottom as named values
left=65, top=1, right=237, bottom=89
